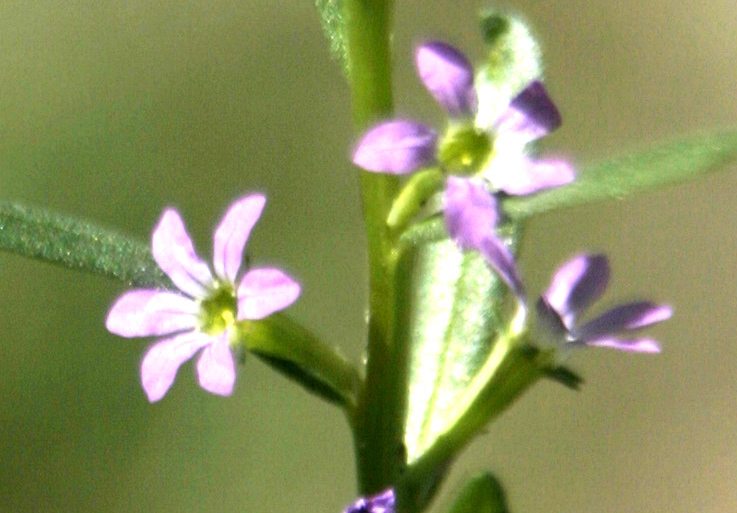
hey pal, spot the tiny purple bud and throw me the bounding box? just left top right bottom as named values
left=343, top=489, right=395, bottom=513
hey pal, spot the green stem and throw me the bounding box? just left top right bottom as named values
left=343, top=0, right=406, bottom=496
left=243, top=314, right=362, bottom=412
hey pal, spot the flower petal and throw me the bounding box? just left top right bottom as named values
left=493, top=81, right=561, bottom=144
left=106, top=290, right=198, bottom=337
left=576, top=302, right=673, bottom=342
left=545, top=254, right=609, bottom=326
left=344, top=489, right=396, bottom=513
left=196, top=334, right=236, bottom=396
left=152, top=209, right=213, bottom=297
left=213, top=194, right=266, bottom=283
left=585, top=337, right=661, bottom=353
left=534, top=296, right=570, bottom=347
left=353, top=121, right=437, bottom=174
left=237, top=268, right=301, bottom=320
left=478, top=235, right=526, bottom=303
left=416, top=41, right=477, bottom=117
left=443, top=177, right=499, bottom=250
left=140, top=331, right=213, bottom=402
left=490, top=153, right=575, bottom=196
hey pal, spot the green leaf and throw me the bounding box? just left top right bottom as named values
left=315, top=0, right=347, bottom=73
left=0, top=202, right=168, bottom=289
left=403, top=244, right=500, bottom=462
left=504, top=130, right=737, bottom=219
left=445, top=473, right=509, bottom=513
left=403, top=222, right=521, bottom=464
left=242, top=314, right=361, bottom=410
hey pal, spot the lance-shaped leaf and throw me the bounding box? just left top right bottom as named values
left=403, top=223, right=521, bottom=464
left=0, top=202, right=169, bottom=289
left=504, top=130, right=737, bottom=219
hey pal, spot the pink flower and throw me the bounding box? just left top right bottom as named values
left=106, top=195, right=300, bottom=402
left=535, top=254, right=672, bottom=353
left=352, top=41, right=573, bottom=194
left=352, top=41, right=573, bottom=296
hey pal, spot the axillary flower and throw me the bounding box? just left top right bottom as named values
left=534, top=254, right=672, bottom=353
left=352, top=40, right=573, bottom=191
left=352, top=41, right=573, bottom=292
left=106, top=195, right=300, bottom=402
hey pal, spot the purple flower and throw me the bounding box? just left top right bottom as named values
left=352, top=41, right=573, bottom=295
left=535, top=254, right=672, bottom=352
left=352, top=40, right=573, bottom=195
left=343, top=489, right=395, bottom=513
left=106, top=195, right=301, bottom=402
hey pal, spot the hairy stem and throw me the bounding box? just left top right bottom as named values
left=343, top=0, right=407, bottom=497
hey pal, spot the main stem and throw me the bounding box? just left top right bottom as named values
left=343, top=0, right=406, bottom=497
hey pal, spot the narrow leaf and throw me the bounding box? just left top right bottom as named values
left=403, top=223, right=521, bottom=463
left=0, top=202, right=168, bottom=289
left=445, top=473, right=509, bottom=513
left=504, top=130, right=737, bottom=219
left=243, top=314, right=361, bottom=409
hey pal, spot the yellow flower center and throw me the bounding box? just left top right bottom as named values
left=437, top=123, right=492, bottom=175
left=198, top=283, right=238, bottom=336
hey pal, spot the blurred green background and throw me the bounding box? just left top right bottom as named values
left=2, top=1, right=736, bottom=512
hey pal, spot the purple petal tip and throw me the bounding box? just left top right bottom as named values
left=494, top=157, right=575, bottom=196
left=577, top=302, right=673, bottom=345
left=545, top=253, right=610, bottom=322
left=237, top=268, right=301, bottom=320
left=510, top=81, right=562, bottom=133
left=416, top=41, right=477, bottom=117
